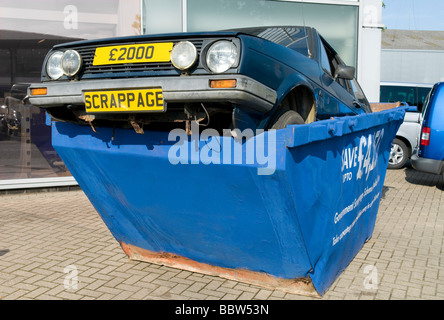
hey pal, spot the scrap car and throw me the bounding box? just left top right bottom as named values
left=27, top=26, right=371, bottom=134
left=25, top=26, right=408, bottom=296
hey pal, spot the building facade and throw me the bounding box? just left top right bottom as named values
left=0, top=0, right=140, bottom=189
left=381, top=29, right=444, bottom=85
left=142, top=0, right=383, bottom=101
left=0, top=0, right=382, bottom=189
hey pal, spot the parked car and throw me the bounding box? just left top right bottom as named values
left=27, top=26, right=371, bottom=133
left=379, top=82, right=433, bottom=169
left=388, top=106, right=421, bottom=169
left=380, top=81, right=432, bottom=113
left=411, top=82, right=444, bottom=181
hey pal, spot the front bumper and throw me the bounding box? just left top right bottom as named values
left=411, top=154, right=443, bottom=175
left=28, top=75, right=277, bottom=114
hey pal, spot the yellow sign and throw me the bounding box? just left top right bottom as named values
left=93, top=43, right=173, bottom=66
left=84, top=89, right=164, bottom=112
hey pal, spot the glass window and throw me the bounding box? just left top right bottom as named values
left=234, top=27, right=311, bottom=57
left=417, top=87, right=433, bottom=112
left=288, top=36, right=311, bottom=58
left=421, top=86, right=434, bottom=119
left=0, top=42, right=73, bottom=180
left=15, top=49, right=49, bottom=83
left=379, top=85, right=432, bottom=111
left=350, top=78, right=371, bottom=111
left=379, top=85, right=414, bottom=104
left=0, top=0, right=138, bottom=185
left=186, top=0, right=358, bottom=67
left=320, top=37, right=352, bottom=94
left=319, top=43, right=332, bottom=76
left=0, top=50, right=12, bottom=105
left=142, top=0, right=182, bottom=34
left=0, top=97, right=70, bottom=180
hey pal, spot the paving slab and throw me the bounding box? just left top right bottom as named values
left=0, top=166, right=443, bottom=300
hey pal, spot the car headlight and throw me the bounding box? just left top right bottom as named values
left=46, top=51, right=64, bottom=80
left=206, top=40, right=238, bottom=73
left=171, top=41, right=197, bottom=71
left=61, top=50, right=82, bottom=77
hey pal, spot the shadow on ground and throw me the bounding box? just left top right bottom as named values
left=404, top=166, right=444, bottom=190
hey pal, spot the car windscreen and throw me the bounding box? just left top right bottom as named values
left=228, top=26, right=310, bottom=57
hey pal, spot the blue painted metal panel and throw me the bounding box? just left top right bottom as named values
left=51, top=107, right=405, bottom=295
left=283, top=109, right=405, bottom=293
left=420, top=82, right=444, bottom=161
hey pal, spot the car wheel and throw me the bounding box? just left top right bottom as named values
left=388, top=138, right=409, bottom=169
left=270, top=109, right=305, bottom=130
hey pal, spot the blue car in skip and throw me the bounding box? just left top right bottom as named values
left=26, top=27, right=405, bottom=296
left=28, top=26, right=371, bottom=132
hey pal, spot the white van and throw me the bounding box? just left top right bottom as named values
left=379, top=82, right=433, bottom=169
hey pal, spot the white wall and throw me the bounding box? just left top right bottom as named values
left=358, top=0, right=384, bottom=103
left=0, top=0, right=141, bottom=39
left=381, top=49, right=444, bottom=84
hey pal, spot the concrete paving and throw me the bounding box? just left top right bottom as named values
left=0, top=166, right=443, bottom=300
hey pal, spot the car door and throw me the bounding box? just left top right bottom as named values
left=347, top=77, right=372, bottom=113
left=317, top=35, right=362, bottom=118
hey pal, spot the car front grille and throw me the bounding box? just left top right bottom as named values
left=75, top=39, right=205, bottom=79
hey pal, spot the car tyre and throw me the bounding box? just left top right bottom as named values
left=270, top=109, right=305, bottom=130
left=388, top=138, right=409, bottom=169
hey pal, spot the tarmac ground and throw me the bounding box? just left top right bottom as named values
left=0, top=165, right=443, bottom=301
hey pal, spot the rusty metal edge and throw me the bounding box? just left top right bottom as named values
left=119, top=241, right=320, bottom=298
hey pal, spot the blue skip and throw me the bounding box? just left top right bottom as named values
left=51, top=107, right=405, bottom=296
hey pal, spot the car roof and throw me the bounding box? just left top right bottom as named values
left=380, top=81, right=434, bottom=88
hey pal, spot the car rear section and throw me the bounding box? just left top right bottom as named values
left=411, top=82, right=444, bottom=179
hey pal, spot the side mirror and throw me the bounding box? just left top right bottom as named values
left=334, top=65, right=355, bottom=80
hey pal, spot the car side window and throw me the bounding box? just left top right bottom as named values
left=349, top=78, right=371, bottom=111
left=319, top=39, right=349, bottom=90
left=417, top=87, right=432, bottom=112
left=319, top=43, right=332, bottom=76
left=421, top=87, right=434, bottom=119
